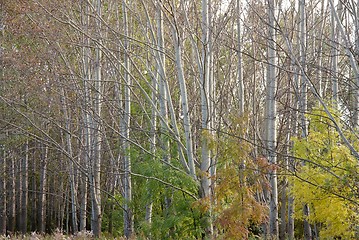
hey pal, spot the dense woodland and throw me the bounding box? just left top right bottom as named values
left=0, top=0, right=359, bottom=239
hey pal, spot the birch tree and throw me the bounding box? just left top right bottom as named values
left=37, top=142, right=48, bottom=233
left=331, top=1, right=341, bottom=106
left=298, top=1, right=312, bottom=238
left=80, top=0, right=91, bottom=231
left=267, top=0, right=278, bottom=237
left=200, top=0, right=213, bottom=236
left=122, top=1, right=133, bottom=237
left=172, top=8, right=196, bottom=180
left=329, top=0, right=359, bottom=129
left=60, top=88, right=78, bottom=234
left=355, top=0, right=359, bottom=128
left=237, top=0, right=244, bottom=115
left=91, top=0, right=103, bottom=234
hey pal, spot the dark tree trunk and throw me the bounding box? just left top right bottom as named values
left=16, top=154, right=21, bottom=232
left=7, top=154, right=15, bottom=233
left=20, top=140, right=28, bottom=234
left=38, top=144, right=48, bottom=233
left=0, top=147, right=6, bottom=234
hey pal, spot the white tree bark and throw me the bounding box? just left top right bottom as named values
left=298, top=1, right=312, bottom=239
left=200, top=0, right=213, bottom=236
left=237, top=0, right=244, bottom=115
left=317, top=0, right=328, bottom=98
left=355, top=0, right=359, bottom=128
left=156, top=1, right=169, bottom=164
left=60, top=88, right=78, bottom=234
left=173, top=24, right=196, bottom=179
left=331, top=1, right=341, bottom=106
left=38, top=142, right=48, bottom=233
left=92, top=0, right=103, bottom=235
left=122, top=1, right=133, bottom=238
left=267, top=0, right=278, bottom=237
left=80, top=1, right=91, bottom=231
left=329, top=0, right=359, bottom=129
left=79, top=134, right=88, bottom=232
left=281, top=0, right=359, bottom=170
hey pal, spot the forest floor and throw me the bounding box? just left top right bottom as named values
left=0, top=231, right=130, bottom=240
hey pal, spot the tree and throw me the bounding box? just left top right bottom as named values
left=200, top=0, right=214, bottom=236
left=237, top=0, right=244, bottom=115
left=0, top=146, right=5, bottom=234
left=298, top=1, right=313, bottom=239
left=266, top=0, right=279, bottom=237
left=122, top=1, right=133, bottom=238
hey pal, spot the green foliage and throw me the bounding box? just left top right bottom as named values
left=127, top=146, right=203, bottom=239
left=211, top=115, right=268, bottom=239
left=291, top=107, right=359, bottom=239
left=101, top=199, right=123, bottom=237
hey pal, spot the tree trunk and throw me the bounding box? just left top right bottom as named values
left=0, top=5, right=5, bottom=236
left=208, top=1, right=216, bottom=235
left=267, top=0, right=278, bottom=237
left=0, top=146, right=6, bottom=234
left=79, top=166, right=87, bottom=231
left=200, top=0, right=213, bottom=236
left=329, top=0, right=359, bottom=129
left=60, top=88, right=78, bottom=234
left=31, top=152, right=37, bottom=232
left=20, top=139, right=28, bottom=234
left=331, top=1, right=340, bottom=106
left=280, top=123, right=291, bottom=239
left=157, top=3, right=191, bottom=175
left=280, top=179, right=287, bottom=239
left=38, top=143, right=48, bottom=233
left=173, top=20, right=196, bottom=179
left=317, top=0, right=327, bottom=98
left=122, top=1, right=133, bottom=238
left=354, top=0, right=359, bottom=128
left=8, top=152, right=15, bottom=233
left=79, top=9, right=90, bottom=233
left=237, top=0, right=244, bottom=115
left=80, top=0, right=92, bottom=233
left=299, top=1, right=312, bottom=238
left=287, top=194, right=294, bottom=239
left=16, top=156, right=21, bottom=232
left=288, top=59, right=297, bottom=240
left=90, top=0, right=103, bottom=235
left=156, top=1, right=169, bottom=164
left=156, top=0, right=172, bottom=214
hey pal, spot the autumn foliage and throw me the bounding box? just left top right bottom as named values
left=208, top=116, right=268, bottom=239
left=291, top=107, right=359, bottom=238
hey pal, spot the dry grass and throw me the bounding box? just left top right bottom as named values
left=0, top=229, right=128, bottom=240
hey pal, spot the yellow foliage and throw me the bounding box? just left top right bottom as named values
left=291, top=107, right=359, bottom=238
